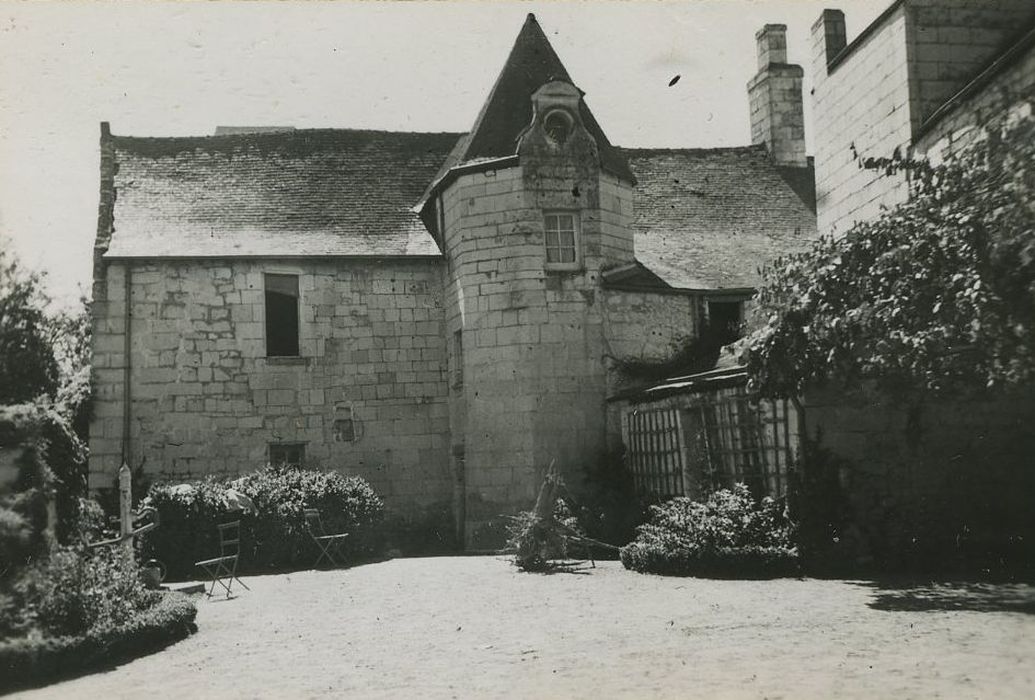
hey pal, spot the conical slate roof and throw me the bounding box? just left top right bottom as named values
left=456, top=13, right=634, bottom=183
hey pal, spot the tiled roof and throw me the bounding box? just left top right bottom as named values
left=104, top=129, right=462, bottom=259
left=621, top=145, right=817, bottom=290
left=455, top=14, right=634, bottom=184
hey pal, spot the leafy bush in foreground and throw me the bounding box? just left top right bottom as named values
left=142, top=465, right=385, bottom=579
left=1, top=545, right=160, bottom=639
left=0, top=591, right=196, bottom=692
left=620, top=485, right=798, bottom=578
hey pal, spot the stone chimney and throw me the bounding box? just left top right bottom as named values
left=746, top=24, right=807, bottom=167
left=814, top=9, right=847, bottom=67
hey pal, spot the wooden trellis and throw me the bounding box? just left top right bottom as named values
left=625, top=408, right=687, bottom=498
left=623, top=387, right=795, bottom=500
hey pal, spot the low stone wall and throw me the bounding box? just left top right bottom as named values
left=803, top=386, right=1035, bottom=570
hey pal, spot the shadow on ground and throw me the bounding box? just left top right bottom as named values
left=854, top=579, right=1035, bottom=614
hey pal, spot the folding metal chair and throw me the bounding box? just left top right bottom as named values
left=304, top=508, right=350, bottom=568
left=195, top=520, right=250, bottom=598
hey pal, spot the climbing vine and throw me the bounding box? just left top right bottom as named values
left=747, top=108, right=1035, bottom=398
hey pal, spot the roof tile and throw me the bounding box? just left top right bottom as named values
left=105, top=129, right=462, bottom=259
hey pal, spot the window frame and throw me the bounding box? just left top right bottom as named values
left=542, top=210, right=581, bottom=272
left=263, top=272, right=301, bottom=358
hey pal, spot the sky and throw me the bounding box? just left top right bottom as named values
left=0, top=0, right=887, bottom=307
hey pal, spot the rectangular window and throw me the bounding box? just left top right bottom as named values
left=265, top=273, right=299, bottom=357
left=544, top=212, right=579, bottom=270
left=452, top=329, right=464, bottom=390
left=269, top=442, right=305, bottom=467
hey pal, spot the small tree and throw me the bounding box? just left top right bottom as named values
left=0, top=241, right=92, bottom=549
left=0, top=245, right=60, bottom=405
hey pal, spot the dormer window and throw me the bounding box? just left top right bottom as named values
left=544, top=212, right=580, bottom=270
left=543, top=109, right=573, bottom=145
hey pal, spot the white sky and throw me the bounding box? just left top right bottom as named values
left=0, top=0, right=886, bottom=306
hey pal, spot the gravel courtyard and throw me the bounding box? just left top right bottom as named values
left=15, top=557, right=1035, bottom=699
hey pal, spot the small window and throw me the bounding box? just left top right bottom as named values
left=544, top=212, right=579, bottom=270
left=452, top=329, right=464, bottom=390
left=269, top=442, right=305, bottom=467
left=543, top=109, right=573, bottom=145
left=265, top=273, right=299, bottom=357
left=333, top=407, right=355, bottom=443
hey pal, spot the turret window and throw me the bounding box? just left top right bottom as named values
left=544, top=212, right=580, bottom=270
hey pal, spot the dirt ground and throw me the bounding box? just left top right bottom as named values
left=13, top=557, right=1035, bottom=699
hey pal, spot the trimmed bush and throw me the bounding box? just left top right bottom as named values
left=0, top=543, right=198, bottom=692
left=0, top=592, right=196, bottom=692
left=620, top=485, right=799, bottom=578
left=141, top=465, right=385, bottom=579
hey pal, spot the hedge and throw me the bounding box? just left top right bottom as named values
left=0, top=592, right=197, bottom=692
left=141, top=465, right=385, bottom=580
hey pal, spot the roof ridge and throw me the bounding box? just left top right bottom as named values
left=111, top=127, right=466, bottom=142
left=619, top=144, right=768, bottom=156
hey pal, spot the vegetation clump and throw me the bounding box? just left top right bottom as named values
left=747, top=114, right=1035, bottom=398
left=620, top=485, right=798, bottom=578
left=141, top=465, right=385, bottom=579
left=0, top=545, right=197, bottom=692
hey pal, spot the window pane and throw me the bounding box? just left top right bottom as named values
left=265, top=274, right=300, bottom=357
left=558, top=214, right=575, bottom=232
left=559, top=248, right=575, bottom=263
left=544, top=215, right=559, bottom=231
left=560, top=230, right=575, bottom=247
left=546, top=246, right=561, bottom=263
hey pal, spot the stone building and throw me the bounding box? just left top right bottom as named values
left=811, top=0, right=1035, bottom=234
left=88, top=15, right=816, bottom=547
left=803, top=0, right=1035, bottom=567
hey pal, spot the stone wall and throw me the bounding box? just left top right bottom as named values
left=811, top=5, right=913, bottom=236
left=88, top=258, right=452, bottom=517
left=810, top=1, right=1035, bottom=235
left=804, top=387, right=1035, bottom=569
left=437, top=97, right=696, bottom=545
left=916, top=38, right=1035, bottom=162
left=909, top=0, right=1035, bottom=125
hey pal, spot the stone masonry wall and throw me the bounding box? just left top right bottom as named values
left=88, top=258, right=452, bottom=517
left=438, top=124, right=694, bottom=546
left=909, top=0, right=1035, bottom=125
left=804, top=386, right=1035, bottom=568
left=811, top=4, right=913, bottom=236
left=916, top=40, right=1035, bottom=163
left=812, top=1, right=1035, bottom=236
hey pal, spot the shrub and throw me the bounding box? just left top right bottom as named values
left=0, top=591, right=196, bottom=692
left=620, top=484, right=799, bottom=578
left=141, top=466, right=385, bottom=579
left=232, top=465, right=385, bottom=569
left=506, top=498, right=583, bottom=572
left=6, top=545, right=160, bottom=639
left=138, top=479, right=232, bottom=581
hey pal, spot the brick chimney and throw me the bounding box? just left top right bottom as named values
left=746, top=24, right=807, bottom=167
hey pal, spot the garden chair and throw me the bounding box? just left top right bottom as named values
left=304, top=508, right=350, bottom=568
left=195, top=520, right=250, bottom=598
